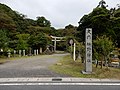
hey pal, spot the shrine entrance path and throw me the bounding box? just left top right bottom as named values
left=0, top=53, right=69, bottom=78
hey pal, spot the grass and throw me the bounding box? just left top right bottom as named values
left=54, top=51, right=67, bottom=54
left=0, top=60, right=7, bottom=64
left=50, top=55, right=120, bottom=79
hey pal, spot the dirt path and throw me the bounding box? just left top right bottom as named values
left=0, top=53, right=69, bottom=78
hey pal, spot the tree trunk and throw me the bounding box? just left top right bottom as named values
left=104, top=56, right=107, bottom=66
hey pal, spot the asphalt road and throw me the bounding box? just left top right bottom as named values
left=0, top=54, right=69, bottom=78
left=0, top=78, right=120, bottom=90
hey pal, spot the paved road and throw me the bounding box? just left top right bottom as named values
left=0, top=54, right=69, bottom=78
left=0, top=78, right=120, bottom=90
left=1, top=86, right=120, bottom=90
left=0, top=82, right=120, bottom=90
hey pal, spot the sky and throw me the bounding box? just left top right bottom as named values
left=0, top=0, right=120, bottom=29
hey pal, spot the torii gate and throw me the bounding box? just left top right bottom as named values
left=50, top=35, right=65, bottom=52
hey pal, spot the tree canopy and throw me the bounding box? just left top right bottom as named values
left=0, top=3, right=58, bottom=52
left=77, top=1, right=120, bottom=47
left=0, top=0, right=120, bottom=55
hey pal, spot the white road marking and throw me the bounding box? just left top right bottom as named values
left=0, top=83, right=120, bottom=86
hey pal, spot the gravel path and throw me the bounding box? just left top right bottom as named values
left=0, top=53, right=69, bottom=78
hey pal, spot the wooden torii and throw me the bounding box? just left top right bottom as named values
left=50, top=35, right=65, bottom=52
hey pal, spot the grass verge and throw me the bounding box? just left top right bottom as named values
left=50, top=55, right=120, bottom=79
left=0, top=59, right=7, bottom=64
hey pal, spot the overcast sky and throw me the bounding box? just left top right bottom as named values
left=0, top=0, right=120, bottom=29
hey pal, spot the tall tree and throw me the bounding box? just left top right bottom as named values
left=77, top=6, right=110, bottom=41
left=0, top=30, right=9, bottom=50
left=16, top=34, right=30, bottom=50
left=36, top=16, right=51, bottom=27
left=29, top=33, right=48, bottom=50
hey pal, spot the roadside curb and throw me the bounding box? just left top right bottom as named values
left=0, top=77, right=120, bottom=83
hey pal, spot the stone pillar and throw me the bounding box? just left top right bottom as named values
left=23, top=50, right=25, bottom=56
left=40, top=48, right=42, bottom=54
left=36, top=49, right=38, bottom=55
left=7, top=50, right=11, bottom=58
left=19, top=50, right=21, bottom=57
left=34, top=50, right=36, bottom=56
left=82, top=28, right=92, bottom=74
left=14, top=50, right=16, bottom=57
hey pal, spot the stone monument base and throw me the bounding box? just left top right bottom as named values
left=81, top=70, right=92, bottom=74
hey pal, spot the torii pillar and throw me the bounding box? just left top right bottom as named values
left=54, top=38, right=57, bottom=52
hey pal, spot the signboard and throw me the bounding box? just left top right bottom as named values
left=69, top=39, right=74, bottom=45
left=69, top=39, right=74, bottom=54
left=68, top=38, right=74, bottom=46
left=85, top=28, right=92, bottom=73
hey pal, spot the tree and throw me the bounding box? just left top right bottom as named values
left=0, top=30, right=9, bottom=50
left=64, top=24, right=77, bottom=37
left=109, top=8, right=120, bottom=47
left=0, top=3, right=56, bottom=54
left=36, top=16, right=51, bottom=27
left=97, top=0, right=108, bottom=8
left=77, top=5, right=110, bottom=41
left=29, top=33, right=48, bottom=50
left=93, top=35, right=114, bottom=68
left=0, top=13, right=16, bottom=30
left=77, top=1, right=120, bottom=48
left=16, top=34, right=30, bottom=50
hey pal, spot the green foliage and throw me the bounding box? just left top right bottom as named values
left=0, top=3, right=56, bottom=53
left=0, top=1, right=119, bottom=56
left=77, top=1, right=120, bottom=47
left=93, top=35, right=114, bottom=68
left=77, top=7, right=110, bottom=41
left=97, top=0, right=107, bottom=8
left=36, top=16, right=51, bottom=27
left=64, top=24, right=77, bottom=37
left=0, top=30, right=9, bottom=50
left=76, top=0, right=120, bottom=68
left=0, top=3, right=80, bottom=53
left=0, top=13, right=16, bottom=30
left=93, top=36, right=114, bottom=57
left=29, top=33, right=48, bottom=49
left=16, top=34, right=30, bottom=50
